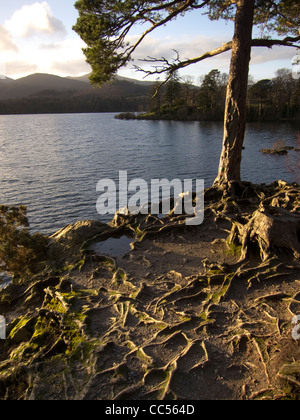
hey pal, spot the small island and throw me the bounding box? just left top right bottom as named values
left=115, top=68, right=300, bottom=123
left=261, top=140, right=300, bottom=156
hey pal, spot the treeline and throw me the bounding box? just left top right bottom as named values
left=137, top=68, right=300, bottom=121
left=247, top=69, right=300, bottom=120
left=0, top=78, right=151, bottom=115
left=0, top=92, right=149, bottom=115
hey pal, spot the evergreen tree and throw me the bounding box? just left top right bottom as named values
left=248, top=79, right=273, bottom=118
left=198, top=69, right=227, bottom=118
left=164, top=72, right=182, bottom=108
left=74, top=0, right=300, bottom=186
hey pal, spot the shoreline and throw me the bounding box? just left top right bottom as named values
left=0, top=180, right=300, bottom=400
left=115, top=110, right=300, bottom=123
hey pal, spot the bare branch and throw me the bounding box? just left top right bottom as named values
left=134, top=41, right=233, bottom=77
left=133, top=34, right=300, bottom=80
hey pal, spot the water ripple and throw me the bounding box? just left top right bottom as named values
left=0, top=113, right=299, bottom=233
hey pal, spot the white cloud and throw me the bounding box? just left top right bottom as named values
left=251, top=46, right=297, bottom=65
left=46, top=38, right=91, bottom=76
left=124, top=34, right=232, bottom=79
left=0, top=25, right=18, bottom=52
left=1, top=3, right=85, bottom=78
left=5, top=61, right=39, bottom=75
left=129, top=34, right=296, bottom=67
left=1, top=38, right=88, bottom=79
left=50, top=59, right=91, bottom=76
left=128, top=34, right=223, bottom=63
left=5, top=2, right=66, bottom=39
left=1, top=4, right=296, bottom=82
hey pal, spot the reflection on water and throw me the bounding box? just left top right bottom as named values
left=285, top=133, right=300, bottom=183
left=88, top=235, right=134, bottom=258
left=0, top=113, right=299, bottom=234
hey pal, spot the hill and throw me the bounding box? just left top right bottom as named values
left=69, top=73, right=153, bottom=86
left=0, top=73, right=152, bottom=114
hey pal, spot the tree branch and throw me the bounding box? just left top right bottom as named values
left=267, top=0, right=300, bottom=30
left=123, top=1, right=212, bottom=59
left=134, top=35, right=300, bottom=78
left=252, top=34, right=300, bottom=48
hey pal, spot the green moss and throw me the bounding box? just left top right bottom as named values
left=211, top=275, right=232, bottom=304
left=46, top=298, right=67, bottom=314
left=136, top=348, right=154, bottom=366
left=77, top=258, right=86, bottom=272
left=31, top=315, right=58, bottom=342
left=199, top=311, right=209, bottom=321
left=207, top=269, right=224, bottom=275
left=8, top=316, right=32, bottom=340
left=10, top=341, right=39, bottom=360
left=226, top=239, right=242, bottom=256
left=113, top=268, right=127, bottom=283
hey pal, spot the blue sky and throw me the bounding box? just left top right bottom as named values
left=0, top=1, right=297, bottom=82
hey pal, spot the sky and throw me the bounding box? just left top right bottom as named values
left=0, top=1, right=298, bottom=83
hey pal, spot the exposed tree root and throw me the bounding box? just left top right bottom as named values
left=0, top=180, right=299, bottom=400
left=229, top=206, right=300, bottom=262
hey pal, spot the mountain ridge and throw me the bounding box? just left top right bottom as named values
left=0, top=73, right=153, bottom=114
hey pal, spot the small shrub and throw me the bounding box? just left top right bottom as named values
left=0, top=205, right=48, bottom=281
left=114, top=112, right=136, bottom=120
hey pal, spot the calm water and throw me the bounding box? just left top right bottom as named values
left=0, top=113, right=299, bottom=234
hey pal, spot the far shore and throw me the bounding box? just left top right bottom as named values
left=115, top=109, right=300, bottom=123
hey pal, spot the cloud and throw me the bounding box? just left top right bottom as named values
left=5, top=61, right=39, bottom=75
left=129, top=34, right=296, bottom=66
left=39, top=42, right=64, bottom=50
left=1, top=6, right=295, bottom=82
left=0, top=25, right=18, bottom=52
left=50, top=59, right=91, bottom=76
left=128, top=34, right=223, bottom=63
left=1, top=35, right=89, bottom=79
left=1, top=4, right=83, bottom=78
left=125, top=34, right=232, bottom=77
left=5, top=2, right=66, bottom=39
left=125, top=33, right=296, bottom=81
left=251, top=46, right=297, bottom=65
left=45, top=38, right=90, bottom=76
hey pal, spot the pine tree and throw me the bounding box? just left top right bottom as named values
left=74, top=0, right=300, bottom=186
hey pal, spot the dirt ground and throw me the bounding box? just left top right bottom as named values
left=64, top=210, right=300, bottom=400
left=1, top=181, right=300, bottom=400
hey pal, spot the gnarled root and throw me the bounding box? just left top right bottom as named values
left=228, top=206, right=300, bottom=261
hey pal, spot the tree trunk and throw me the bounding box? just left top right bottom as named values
left=214, top=0, right=255, bottom=187
left=228, top=206, right=300, bottom=262
left=259, top=100, right=263, bottom=118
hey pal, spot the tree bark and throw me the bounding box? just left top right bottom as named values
left=214, top=0, right=255, bottom=187
left=228, top=206, right=300, bottom=262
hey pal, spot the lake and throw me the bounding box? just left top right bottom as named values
left=0, top=113, right=299, bottom=234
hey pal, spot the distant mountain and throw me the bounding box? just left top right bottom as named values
left=67, top=74, right=91, bottom=84
left=0, top=73, right=91, bottom=100
left=68, top=73, right=154, bottom=86
left=0, top=73, right=153, bottom=114
left=0, top=76, right=15, bottom=87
